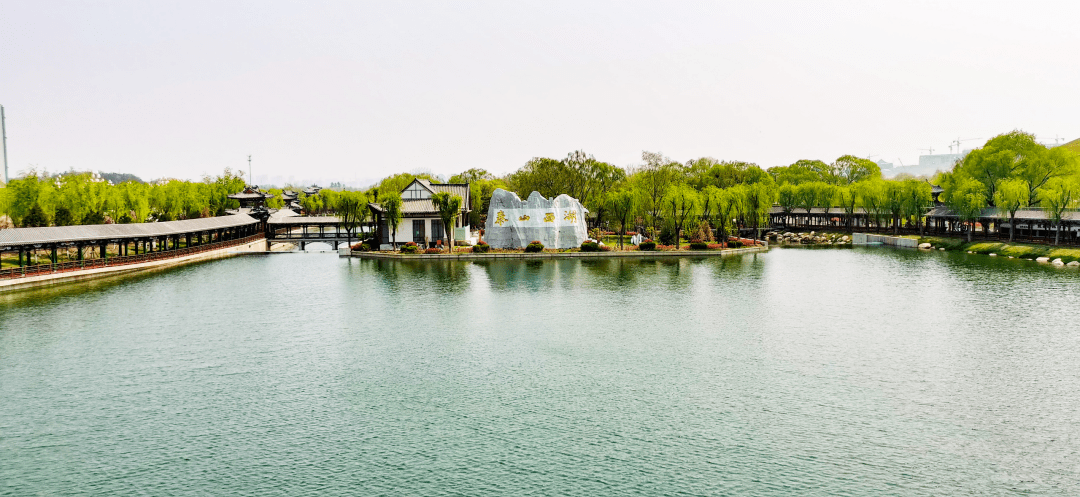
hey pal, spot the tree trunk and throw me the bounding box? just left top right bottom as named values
left=1009, top=214, right=1015, bottom=242
left=967, top=221, right=973, bottom=242
left=1056, top=223, right=1061, bottom=246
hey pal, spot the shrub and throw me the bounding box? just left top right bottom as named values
left=580, top=241, right=600, bottom=252
left=400, top=242, right=419, bottom=254
left=423, top=248, right=443, bottom=254
left=687, top=221, right=714, bottom=242
left=658, top=222, right=677, bottom=246
left=600, top=245, right=612, bottom=252
left=707, top=243, right=723, bottom=250
left=639, top=239, right=657, bottom=251
left=472, top=242, right=491, bottom=253
left=728, top=240, right=743, bottom=248
left=525, top=240, right=544, bottom=253
left=689, top=241, right=708, bottom=250
left=657, top=244, right=676, bottom=250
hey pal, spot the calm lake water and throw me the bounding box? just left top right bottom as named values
left=2, top=248, right=1079, bottom=496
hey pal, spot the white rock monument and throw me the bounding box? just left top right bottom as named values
left=484, top=189, right=589, bottom=249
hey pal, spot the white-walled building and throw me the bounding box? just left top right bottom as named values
left=369, top=179, right=472, bottom=249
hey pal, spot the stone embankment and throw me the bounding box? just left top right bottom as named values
left=768, top=231, right=852, bottom=246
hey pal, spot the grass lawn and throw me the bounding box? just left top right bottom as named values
left=918, top=236, right=1080, bottom=263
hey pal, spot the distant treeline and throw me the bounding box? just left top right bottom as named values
left=3, top=130, right=1076, bottom=240
left=0, top=169, right=246, bottom=227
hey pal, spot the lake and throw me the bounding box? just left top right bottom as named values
left=2, top=248, right=1079, bottom=495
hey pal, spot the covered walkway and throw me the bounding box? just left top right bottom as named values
left=0, top=215, right=263, bottom=276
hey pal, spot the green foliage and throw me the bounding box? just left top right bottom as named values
left=431, top=191, right=463, bottom=252
left=400, top=241, right=419, bottom=254
left=508, top=150, right=626, bottom=216
left=777, top=184, right=798, bottom=213
left=335, top=191, right=369, bottom=244
left=605, top=188, right=636, bottom=249
left=947, top=131, right=1080, bottom=208
left=832, top=155, right=882, bottom=184
left=658, top=222, right=677, bottom=246
left=638, top=239, right=657, bottom=251
left=524, top=240, right=544, bottom=253
left=472, top=242, right=491, bottom=253
left=1037, top=177, right=1080, bottom=244
left=53, top=206, right=76, bottom=227
left=689, top=241, right=708, bottom=250
left=663, top=183, right=700, bottom=248
left=580, top=241, right=601, bottom=252
left=769, top=159, right=832, bottom=185
left=381, top=192, right=404, bottom=244
left=22, top=204, right=49, bottom=227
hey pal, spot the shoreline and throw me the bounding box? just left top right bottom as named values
left=0, top=238, right=270, bottom=291
left=350, top=245, right=767, bottom=260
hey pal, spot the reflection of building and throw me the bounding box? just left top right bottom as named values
left=368, top=179, right=472, bottom=249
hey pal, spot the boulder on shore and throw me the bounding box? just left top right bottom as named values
left=918, top=243, right=931, bottom=249
left=1036, top=257, right=1051, bottom=263
left=1052, top=258, right=1065, bottom=266
left=1067, top=261, right=1080, bottom=267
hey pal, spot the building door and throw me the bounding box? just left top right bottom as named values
left=413, top=219, right=426, bottom=244
left=431, top=219, right=444, bottom=245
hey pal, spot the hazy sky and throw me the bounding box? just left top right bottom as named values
left=2, top=0, right=1078, bottom=185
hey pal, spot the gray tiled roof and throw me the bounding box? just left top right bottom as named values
left=770, top=206, right=870, bottom=215
left=227, top=192, right=275, bottom=200
left=926, top=206, right=1080, bottom=221
left=268, top=216, right=341, bottom=225
left=0, top=215, right=259, bottom=247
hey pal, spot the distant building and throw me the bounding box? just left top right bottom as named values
left=918, top=152, right=967, bottom=171
left=875, top=159, right=894, bottom=170
left=368, top=178, right=472, bottom=249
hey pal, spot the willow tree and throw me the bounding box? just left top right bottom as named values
left=744, top=180, right=777, bottom=240
left=336, top=192, right=369, bottom=247
left=382, top=193, right=403, bottom=247
left=777, top=184, right=797, bottom=225
left=1038, top=177, right=1079, bottom=245
left=947, top=177, right=988, bottom=242
left=431, top=191, right=463, bottom=253
left=605, top=189, right=636, bottom=249
left=993, top=178, right=1028, bottom=242
left=901, top=179, right=933, bottom=235
left=663, top=184, right=700, bottom=249
left=715, top=188, right=738, bottom=244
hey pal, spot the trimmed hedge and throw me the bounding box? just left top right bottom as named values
left=472, top=242, right=491, bottom=253
left=689, top=241, right=708, bottom=250
left=400, top=242, right=419, bottom=254
left=638, top=239, right=657, bottom=251
left=525, top=240, right=545, bottom=253
left=580, top=241, right=600, bottom=252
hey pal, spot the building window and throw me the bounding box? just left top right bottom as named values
left=413, top=219, right=426, bottom=242
left=403, top=183, right=430, bottom=199
left=432, top=219, right=444, bottom=242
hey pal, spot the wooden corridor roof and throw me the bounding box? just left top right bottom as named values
left=925, top=206, right=1080, bottom=222
left=0, top=214, right=259, bottom=247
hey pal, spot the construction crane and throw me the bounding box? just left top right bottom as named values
left=949, top=137, right=980, bottom=154
left=919, top=147, right=935, bottom=155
